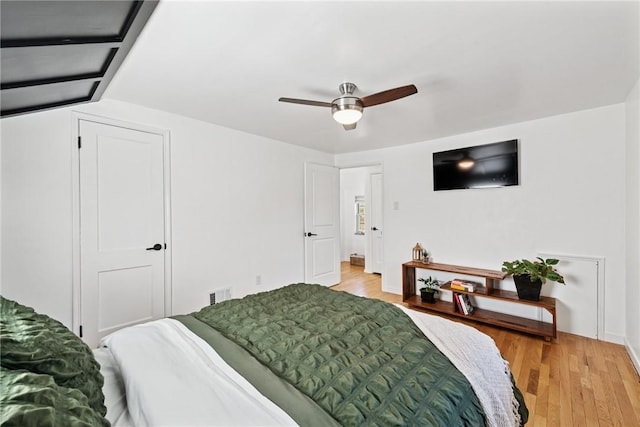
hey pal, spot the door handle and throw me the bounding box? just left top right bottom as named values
left=371, top=227, right=379, bottom=231
left=305, top=232, right=318, bottom=237
left=146, top=243, right=163, bottom=251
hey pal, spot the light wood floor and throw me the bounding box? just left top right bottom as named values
left=332, top=262, right=640, bottom=426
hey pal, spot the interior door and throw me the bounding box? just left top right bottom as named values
left=304, top=163, right=340, bottom=286
left=79, top=119, right=166, bottom=347
left=369, top=172, right=383, bottom=274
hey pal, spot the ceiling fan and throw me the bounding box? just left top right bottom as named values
left=278, top=82, right=418, bottom=130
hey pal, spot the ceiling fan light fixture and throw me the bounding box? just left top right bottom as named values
left=331, top=97, right=363, bottom=125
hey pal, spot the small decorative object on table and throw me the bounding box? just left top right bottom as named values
left=450, top=279, right=479, bottom=292
left=418, top=276, right=441, bottom=303
left=501, top=257, right=565, bottom=301
left=412, top=243, right=424, bottom=261
left=421, top=249, right=431, bottom=264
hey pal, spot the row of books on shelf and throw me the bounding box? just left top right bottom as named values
left=453, top=293, right=474, bottom=315
left=449, top=278, right=481, bottom=292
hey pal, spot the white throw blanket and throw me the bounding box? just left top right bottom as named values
left=397, top=305, right=522, bottom=427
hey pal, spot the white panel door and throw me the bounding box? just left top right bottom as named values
left=304, top=163, right=340, bottom=286
left=369, top=173, right=384, bottom=274
left=79, top=120, right=166, bottom=347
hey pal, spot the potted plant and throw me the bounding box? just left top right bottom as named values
left=418, top=276, right=440, bottom=303
left=421, top=249, right=431, bottom=264
left=501, top=257, right=565, bottom=301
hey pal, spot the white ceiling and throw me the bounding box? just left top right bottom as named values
left=104, top=1, right=639, bottom=154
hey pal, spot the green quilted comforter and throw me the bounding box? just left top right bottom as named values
left=0, top=296, right=109, bottom=426
left=183, top=283, right=527, bottom=426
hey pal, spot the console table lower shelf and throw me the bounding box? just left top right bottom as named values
left=402, top=261, right=557, bottom=341
left=404, top=294, right=556, bottom=340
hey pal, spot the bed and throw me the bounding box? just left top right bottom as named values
left=1, top=284, right=528, bottom=426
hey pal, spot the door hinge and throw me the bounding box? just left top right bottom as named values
left=77, top=136, right=82, bottom=149
left=79, top=325, right=83, bottom=337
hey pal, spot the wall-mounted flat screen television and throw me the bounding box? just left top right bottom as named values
left=433, top=139, right=519, bottom=191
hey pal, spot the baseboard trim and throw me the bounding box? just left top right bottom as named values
left=603, top=332, right=625, bottom=345
left=625, top=339, right=640, bottom=378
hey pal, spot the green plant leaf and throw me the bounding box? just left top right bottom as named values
left=501, top=257, right=565, bottom=285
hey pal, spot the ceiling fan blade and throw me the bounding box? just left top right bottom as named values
left=278, top=97, right=332, bottom=108
left=359, top=84, right=418, bottom=108
left=343, top=123, right=357, bottom=131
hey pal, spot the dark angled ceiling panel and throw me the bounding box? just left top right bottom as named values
left=2, top=81, right=99, bottom=116
left=0, top=0, right=158, bottom=117
left=2, top=45, right=118, bottom=86
left=0, top=1, right=136, bottom=41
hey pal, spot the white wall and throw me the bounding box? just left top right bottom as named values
left=1, top=98, right=633, bottom=345
left=340, top=168, right=366, bottom=261
left=337, top=104, right=627, bottom=343
left=0, top=119, right=2, bottom=294
left=2, top=111, right=76, bottom=325
left=0, top=99, right=332, bottom=327
left=625, top=77, right=640, bottom=371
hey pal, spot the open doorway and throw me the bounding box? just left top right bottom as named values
left=339, top=165, right=383, bottom=278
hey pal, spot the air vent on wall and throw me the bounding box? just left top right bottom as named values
left=209, top=288, right=232, bottom=305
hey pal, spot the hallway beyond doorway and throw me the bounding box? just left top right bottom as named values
left=332, top=262, right=400, bottom=303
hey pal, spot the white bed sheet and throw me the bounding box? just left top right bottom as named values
left=93, top=347, right=133, bottom=427
left=100, top=318, right=297, bottom=427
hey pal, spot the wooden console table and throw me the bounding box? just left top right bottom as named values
left=402, top=261, right=557, bottom=341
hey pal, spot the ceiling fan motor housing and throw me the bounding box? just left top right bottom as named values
left=339, top=82, right=357, bottom=95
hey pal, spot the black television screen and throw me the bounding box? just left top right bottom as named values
left=433, top=139, right=519, bottom=191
